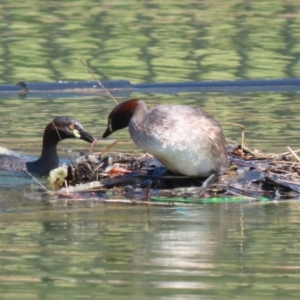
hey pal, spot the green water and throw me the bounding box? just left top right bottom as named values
left=0, top=0, right=300, bottom=299
left=1, top=202, right=300, bottom=299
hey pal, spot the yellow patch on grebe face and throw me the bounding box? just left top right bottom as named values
left=108, top=118, right=112, bottom=132
left=73, top=129, right=80, bottom=138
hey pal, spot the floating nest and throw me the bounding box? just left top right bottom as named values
left=42, top=142, right=300, bottom=204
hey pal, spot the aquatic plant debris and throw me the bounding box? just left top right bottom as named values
left=44, top=143, right=300, bottom=203
left=150, top=196, right=269, bottom=204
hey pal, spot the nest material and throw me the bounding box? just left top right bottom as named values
left=45, top=144, right=300, bottom=202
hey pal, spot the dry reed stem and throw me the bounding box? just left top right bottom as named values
left=77, top=55, right=118, bottom=105
left=24, top=169, right=48, bottom=191
left=272, top=160, right=300, bottom=165
left=89, top=139, right=98, bottom=153
left=221, top=122, right=245, bottom=150
left=145, top=181, right=152, bottom=201
left=97, top=140, right=118, bottom=157
left=64, top=180, right=69, bottom=195
left=287, top=146, right=300, bottom=162
left=279, top=149, right=300, bottom=156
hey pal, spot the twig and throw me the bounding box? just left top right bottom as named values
left=279, top=149, right=300, bottom=156
left=272, top=160, right=300, bottom=165
left=197, top=173, right=217, bottom=198
left=287, top=146, right=300, bottom=162
left=77, top=55, right=118, bottom=105
left=64, top=180, right=69, bottom=195
left=93, top=161, right=104, bottom=173
left=145, top=181, right=152, bottom=201
left=97, top=140, right=118, bottom=157
left=89, top=139, right=98, bottom=153
left=221, top=122, right=245, bottom=150
left=24, top=169, right=48, bottom=191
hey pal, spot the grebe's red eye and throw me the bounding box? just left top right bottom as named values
left=69, top=124, right=75, bottom=130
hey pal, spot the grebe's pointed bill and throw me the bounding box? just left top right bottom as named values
left=102, top=100, right=141, bottom=139
left=102, top=118, right=113, bottom=138
left=52, top=118, right=96, bottom=143
left=77, top=129, right=97, bottom=143
left=102, top=128, right=111, bottom=139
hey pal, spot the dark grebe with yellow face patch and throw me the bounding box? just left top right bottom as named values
left=103, top=99, right=228, bottom=177
left=0, top=116, right=96, bottom=176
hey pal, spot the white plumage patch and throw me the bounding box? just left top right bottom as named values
left=128, top=103, right=227, bottom=176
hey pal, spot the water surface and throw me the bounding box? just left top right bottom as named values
left=0, top=0, right=300, bottom=299
left=1, top=202, right=300, bottom=299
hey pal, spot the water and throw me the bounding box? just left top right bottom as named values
left=1, top=203, right=300, bottom=299
left=0, top=0, right=300, bottom=298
